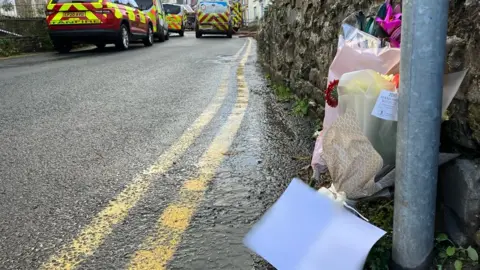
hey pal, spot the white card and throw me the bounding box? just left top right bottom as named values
left=371, top=90, right=398, bottom=121
left=244, top=179, right=386, bottom=270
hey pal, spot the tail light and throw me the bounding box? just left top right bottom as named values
left=45, top=10, right=54, bottom=16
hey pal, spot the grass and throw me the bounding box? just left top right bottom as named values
left=359, top=199, right=394, bottom=270
left=292, top=98, right=309, bottom=117
left=272, top=83, right=293, bottom=102
left=270, top=82, right=309, bottom=117
left=0, top=35, right=54, bottom=57
left=0, top=38, right=20, bottom=57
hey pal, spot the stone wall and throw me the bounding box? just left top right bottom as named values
left=0, top=18, right=52, bottom=56
left=257, top=0, right=480, bottom=247
left=0, top=18, right=48, bottom=37
left=258, top=0, right=384, bottom=118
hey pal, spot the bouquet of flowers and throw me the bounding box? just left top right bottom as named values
left=310, top=0, right=469, bottom=202
left=326, top=69, right=467, bottom=167
left=340, top=0, right=402, bottom=48
left=311, top=11, right=401, bottom=179
left=336, top=69, right=398, bottom=165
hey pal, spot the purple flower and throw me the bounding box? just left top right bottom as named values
left=376, top=3, right=402, bottom=36
left=389, top=26, right=401, bottom=48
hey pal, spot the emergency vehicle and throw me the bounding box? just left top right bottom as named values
left=195, top=0, right=233, bottom=38
left=137, top=0, right=170, bottom=42
left=45, top=0, right=166, bottom=53
left=163, top=3, right=186, bottom=37
left=229, top=0, right=243, bottom=32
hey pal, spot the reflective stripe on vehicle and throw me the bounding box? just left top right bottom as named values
left=166, top=14, right=182, bottom=30
left=232, top=4, right=241, bottom=24
left=46, top=3, right=105, bottom=25
left=196, top=11, right=229, bottom=31
left=46, top=1, right=150, bottom=26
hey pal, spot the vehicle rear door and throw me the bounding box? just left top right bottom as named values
left=199, top=1, right=229, bottom=30
left=164, top=4, right=181, bottom=30
left=46, top=0, right=104, bottom=27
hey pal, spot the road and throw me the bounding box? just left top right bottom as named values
left=0, top=32, right=313, bottom=270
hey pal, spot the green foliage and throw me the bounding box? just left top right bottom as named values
left=272, top=83, right=293, bottom=102
left=1, top=0, right=14, bottom=12
left=354, top=201, right=480, bottom=270
left=350, top=199, right=480, bottom=270
left=359, top=199, right=394, bottom=270
left=434, top=233, right=479, bottom=269
left=467, top=246, right=479, bottom=261
left=0, top=38, right=19, bottom=57
left=454, top=260, right=463, bottom=270
left=292, top=98, right=309, bottom=117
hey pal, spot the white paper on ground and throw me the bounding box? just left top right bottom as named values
left=371, top=90, right=398, bottom=121
left=244, top=179, right=386, bottom=270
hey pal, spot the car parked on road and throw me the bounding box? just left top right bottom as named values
left=195, top=0, right=233, bottom=38
left=136, top=0, right=170, bottom=42
left=46, top=0, right=155, bottom=53
left=163, top=3, right=186, bottom=37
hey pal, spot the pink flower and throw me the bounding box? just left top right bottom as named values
left=389, top=26, right=401, bottom=48
left=376, top=3, right=402, bottom=36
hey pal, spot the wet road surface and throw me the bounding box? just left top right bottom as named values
left=0, top=32, right=313, bottom=269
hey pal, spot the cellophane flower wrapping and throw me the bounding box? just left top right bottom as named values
left=311, top=13, right=400, bottom=179
left=337, top=69, right=397, bottom=165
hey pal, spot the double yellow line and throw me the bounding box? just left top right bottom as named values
left=129, top=39, right=252, bottom=270
left=40, top=38, right=252, bottom=270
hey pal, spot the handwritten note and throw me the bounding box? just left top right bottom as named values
left=371, top=90, right=398, bottom=121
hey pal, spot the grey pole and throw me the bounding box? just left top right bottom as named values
left=392, top=0, right=450, bottom=269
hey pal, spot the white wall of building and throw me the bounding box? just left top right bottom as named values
left=245, top=0, right=268, bottom=24
left=0, top=0, right=17, bottom=17
left=0, top=0, right=47, bottom=18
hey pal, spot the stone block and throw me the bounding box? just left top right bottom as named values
left=439, top=158, right=480, bottom=246
left=308, top=68, right=323, bottom=88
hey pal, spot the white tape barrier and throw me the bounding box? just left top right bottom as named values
left=0, top=28, right=22, bottom=37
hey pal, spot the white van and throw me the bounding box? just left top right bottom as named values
left=195, top=0, right=233, bottom=38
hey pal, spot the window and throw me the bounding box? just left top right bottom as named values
left=135, top=0, right=153, bottom=9
left=109, top=0, right=129, bottom=5
left=198, top=1, right=228, bottom=14
left=163, top=4, right=181, bottom=14
left=128, top=0, right=139, bottom=7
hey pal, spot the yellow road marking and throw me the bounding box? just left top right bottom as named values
left=40, top=41, right=248, bottom=270
left=160, top=205, right=193, bottom=231
left=128, top=38, right=252, bottom=270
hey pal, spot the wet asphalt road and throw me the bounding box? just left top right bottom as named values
left=0, top=32, right=313, bottom=269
